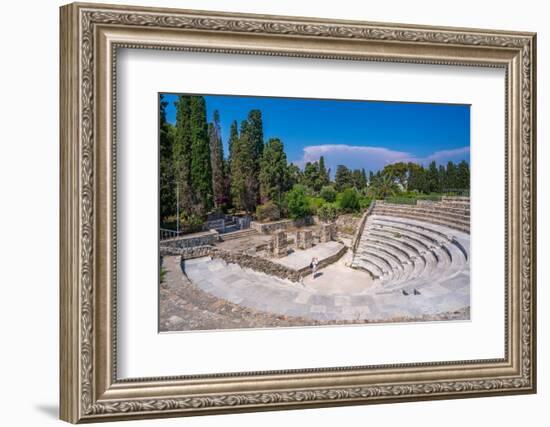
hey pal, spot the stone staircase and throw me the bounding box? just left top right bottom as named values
left=351, top=213, right=470, bottom=295
left=219, top=228, right=258, bottom=241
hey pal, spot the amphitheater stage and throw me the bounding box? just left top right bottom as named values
left=272, top=241, right=344, bottom=271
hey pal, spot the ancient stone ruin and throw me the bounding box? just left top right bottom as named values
left=296, top=230, right=313, bottom=250
left=319, top=223, right=334, bottom=243
left=271, top=230, right=288, bottom=258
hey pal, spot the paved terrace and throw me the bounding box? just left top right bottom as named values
left=272, top=241, right=344, bottom=270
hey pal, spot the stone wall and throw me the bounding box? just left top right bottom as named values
left=161, top=230, right=219, bottom=249
left=250, top=219, right=292, bottom=234
left=250, top=216, right=314, bottom=234
left=351, top=202, right=375, bottom=253
left=177, top=243, right=348, bottom=283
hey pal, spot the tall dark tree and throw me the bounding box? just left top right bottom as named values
left=368, top=170, right=374, bottom=185
left=426, top=160, right=440, bottom=193
left=407, top=163, right=428, bottom=193
left=209, top=110, right=225, bottom=209
left=438, top=165, right=446, bottom=193
left=172, top=95, right=194, bottom=217
left=259, top=138, right=288, bottom=206
left=444, top=161, right=458, bottom=191
left=335, top=165, right=353, bottom=191
left=231, top=120, right=257, bottom=212
left=456, top=160, right=470, bottom=190
left=351, top=169, right=367, bottom=190
left=318, top=156, right=330, bottom=188
left=228, top=120, right=238, bottom=167
left=286, top=163, right=303, bottom=190
left=247, top=109, right=264, bottom=204
left=189, top=96, right=212, bottom=214
left=159, top=95, right=176, bottom=221
left=303, top=161, right=320, bottom=192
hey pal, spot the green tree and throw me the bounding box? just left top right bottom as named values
left=444, top=161, right=458, bottom=191
left=231, top=120, right=258, bottom=212
left=335, top=165, right=353, bottom=191
left=286, top=163, right=303, bottom=189
left=382, top=162, right=409, bottom=189
left=259, top=138, right=288, bottom=206
left=406, top=162, right=428, bottom=193
left=351, top=168, right=367, bottom=190
left=368, top=174, right=399, bottom=199
left=172, top=95, right=193, bottom=217
left=247, top=109, right=264, bottom=205
left=190, top=96, right=212, bottom=214
left=285, top=184, right=311, bottom=219
left=456, top=160, right=470, bottom=190
left=318, top=156, right=330, bottom=188
left=159, top=95, right=176, bottom=221
left=209, top=110, right=225, bottom=209
left=426, top=160, right=440, bottom=193
left=320, top=185, right=337, bottom=202
left=227, top=120, right=238, bottom=169
left=303, top=161, right=320, bottom=192
left=338, top=188, right=361, bottom=212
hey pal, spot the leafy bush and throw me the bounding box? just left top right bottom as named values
left=359, top=196, right=372, bottom=210
left=255, top=201, right=281, bottom=222
left=319, top=185, right=337, bottom=203
left=307, top=196, right=325, bottom=214
left=384, top=197, right=417, bottom=205
left=317, top=203, right=339, bottom=223
left=337, top=188, right=360, bottom=213
left=416, top=194, right=443, bottom=201
left=285, top=184, right=311, bottom=219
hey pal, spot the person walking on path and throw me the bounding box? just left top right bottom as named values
left=310, top=257, right=319, bottom=279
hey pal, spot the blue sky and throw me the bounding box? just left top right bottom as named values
left=161, top=93, right=470, bottom=174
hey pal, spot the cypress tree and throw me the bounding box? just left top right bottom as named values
left=259, top=138, right=288, bottom=206
left=303, top=162, right=320, bottom=192
left=172, top=95, right=193, bottom=218
left=318, top=156, right=330, bottom=188
left=457, top=160, right=470, bottom=190
left=189, top=96, right=212, bottom=214
left=159, top=95, right=176, bottom=221
left=445, top=161, right=458, bottom=191
left=228, top=120, right=238, bottom=167
left=438, top=165, right=446, bottom=193
left=246, top=109, right=264, bottom=206
left=231, top=120, right=257, bottom=212
left=209, top=110, right=225, bottom=209
left=427, top=160, right=440, bottom=193
left=335, top=165, right=353, bottom=191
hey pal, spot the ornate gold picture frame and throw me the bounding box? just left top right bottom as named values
left=60, top=2, right=536, bottom=423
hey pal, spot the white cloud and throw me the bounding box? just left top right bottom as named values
left=291, top=144, right=469, bottom=174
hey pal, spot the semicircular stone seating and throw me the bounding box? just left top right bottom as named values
left=351, top=197, right=470, bottom=295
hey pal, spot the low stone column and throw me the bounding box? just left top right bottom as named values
left=271, top=231, right=288, bottom=258
left=297, top=230, right=313, bottom=249
left=319, top=223, right=334, bottom=243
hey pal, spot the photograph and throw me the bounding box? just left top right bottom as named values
left=158, top=94, right=471, bottom=332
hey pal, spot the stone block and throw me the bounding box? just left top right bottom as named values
left=271, top=230, right=288, bottom=258
left=296, top=230, right=313, bottom=249
left=319, top=223, right=334, bottom=243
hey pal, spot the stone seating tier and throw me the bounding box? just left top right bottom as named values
left=372, top=208, right=469, bottom=233
left=374, top=204, right=470, bottom=223
left=351, top=215, right=470, bottom=292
